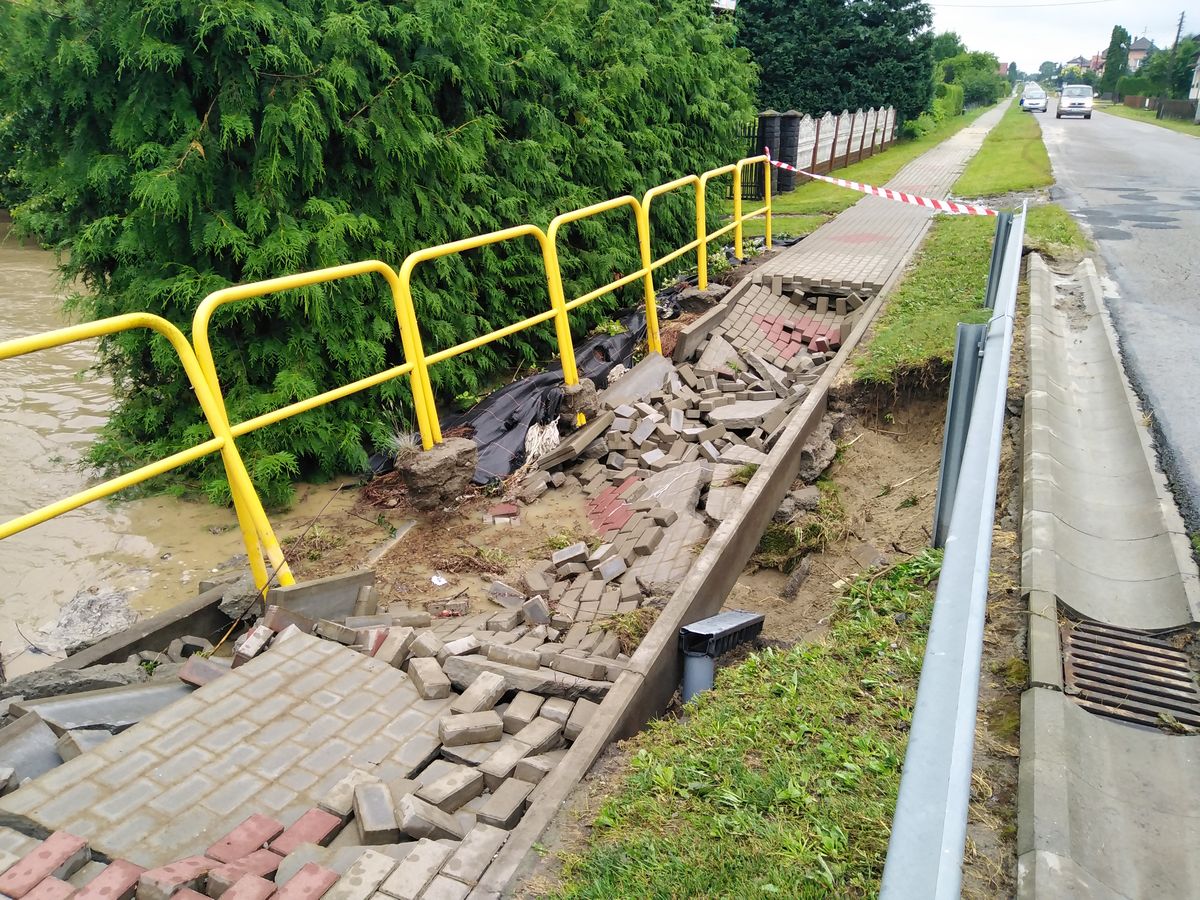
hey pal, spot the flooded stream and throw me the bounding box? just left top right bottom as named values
left=0, top=226, right=247, bottom=677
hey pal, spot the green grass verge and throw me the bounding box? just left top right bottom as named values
left=555, top=550, right=942, bottom=899
left=853, top=215, right=995, bottom=384
left=953, top=102, right=1052, bottom=196
left=737, top=213, right=828, bottom=239
left=719, top=105, right=995, bottom=221
left=1024, top=204, right=1089, bottom=258
left=1096, top=102, right=1200, bottom=137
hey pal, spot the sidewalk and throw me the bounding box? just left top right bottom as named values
left=714, top=101, right=1008, bottom=372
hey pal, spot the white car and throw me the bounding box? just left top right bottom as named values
left=1057, top=84, right=1094, bottom=119
left=1021, top=86, right=1048, bottom=113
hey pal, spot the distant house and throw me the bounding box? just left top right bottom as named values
left=1090, top=50, right=1106, bottom=76
left=1065, top=55, right=1091, bottom=70
left=1190, top=51, right=1200, bottom=102
left=998, top=62, right=1010, bottom=77
left=1128, top=37, right=1157, bottom=72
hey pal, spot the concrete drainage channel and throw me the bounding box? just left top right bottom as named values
left=0, top=259, right=892, bottom=898
left=1018, top=254, right=1200, bottom=897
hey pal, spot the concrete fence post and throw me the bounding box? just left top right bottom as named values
left=866, top=107, right=879, bottom=158
left=777, top=110, right=802, bottom=193
left=756, top=109, right=781, bottom=197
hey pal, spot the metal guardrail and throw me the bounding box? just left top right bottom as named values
left=880, top=202, right=1027, bottom=899
left=0, top=156, right=772, bottom=590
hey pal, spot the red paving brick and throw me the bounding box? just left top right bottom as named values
left=24, top=879, right=75, bottom=900
left=74, top=860, right=145, bottom=900
left=274, top=864, right=339, bottom=900
left=0, top=833, right=88, bottom=899
left=269, top=809, right=343, bottom=856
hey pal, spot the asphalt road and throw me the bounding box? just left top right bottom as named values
left=1039, top=99, right=1200, bottom=528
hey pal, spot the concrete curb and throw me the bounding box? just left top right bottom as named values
left=470, top=242, right=911, bottom=898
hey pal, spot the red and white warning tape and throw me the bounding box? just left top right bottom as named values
left=764, top=148, right=997, bottom=217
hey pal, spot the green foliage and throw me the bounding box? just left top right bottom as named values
left=1024, top=204, right=1090, bottom=259
left=1116, top=74, right=1156, bottom=98
left=938, top=51, right=1007, bottom=107
left=936, top=82, right=965, bottom=118
left=1139, top=39, right=1200, bottom=99
left=1059, top=65, right=1097, bottom=88
left=736, top=0, right=935, bottom=124
left=557, top=549, right=944, bottom=898
left=1099, top=26, right=1131, bottom=95
left=0, top=0, right=756, bottom=506
left=931, top=31, right=965, bottom=62
left=1037, top=61, right=1059, bottom=82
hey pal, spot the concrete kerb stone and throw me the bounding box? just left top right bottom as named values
left=470, top=232, right=896, bottom=900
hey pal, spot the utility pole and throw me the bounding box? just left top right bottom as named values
left=1160, top=11, right=1185, bottom=114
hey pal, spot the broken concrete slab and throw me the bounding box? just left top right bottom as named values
left=9, top=681, right=193, bottom=737
left=706, top=399, right=783, bottom=430
left=396, top=437, right=477, bottom=511
left=267, top=569, right=376, bottom=621
left=694, top=335, right=740, bottom=374
left=536, top=412, right=615, bottom=471
left=598, top=353, right=673, bottom=409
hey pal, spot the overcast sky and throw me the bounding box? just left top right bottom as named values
left=930, top=0, right=1200, bottom=74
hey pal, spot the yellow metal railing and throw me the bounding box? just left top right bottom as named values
left=0, top=155, right=770, bottom=590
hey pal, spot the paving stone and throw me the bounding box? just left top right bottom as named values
left=274, top=862, right=339, bottom=900
left=501, top=692, right=544, bottom=734
left=24, top=877, right=75, bottom=900
left=375, top=839, right=452, bottom=900
left=0, top=832, right=90, bottom=898
left=396, top=795, right=468, bottom=841
left=415, top=765, right=483, bottom=813
left=137, top=857, right=216, bottom=900
left=271, top=809, right=344, bottom=856
left=421, top=876, right=470, bottom=900
left=219, top=875, right=276, bottom=900
left=441, top=655, right=611, bottom=702
left=475, top=778, right=534, bottom=831
left=436, top=635, right=481, bottom=665
left=550, top=542, right=588, bottom=568
left=520, top=596, right=551, bottom=626
left=390, top=609, right=432, bottom=628
left=564, top=698, right=598, bottom=742
left=207, top=814, right=285, bottom=863
left=511, top=717, right=564, bottom=756
left=314, top=620, right=357, bottom=645
left=324, top=849, right=397, bottom=900
left=439, top=712, right=504, bottom=747
left=319, top=769, right=381, bottom=819
left=207, top=850, right=284, bottom=897
left=74, top=859, right=145, bottom=900
left=407, top=658, right=452, bottom=700
left=439, top=824, right=507, bottom=887
left=476, top=740, right=534, bottom=792
left=538, top=698, right=574, bottom=726
left=408, top=632, right=444, bottom=660
left=448, top=672, right=506, bottom=714
left=485, top=610, right=522, bottom=632
left=513, top=750, right=568, bottom=785
left=375, top=627, right=417, bottom=668
left=354, top=783, right=400, bottom=845
left=486, top=643, right=540, bottom=671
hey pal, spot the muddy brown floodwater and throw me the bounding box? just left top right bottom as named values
left=0, top=226, right=250, bottom=677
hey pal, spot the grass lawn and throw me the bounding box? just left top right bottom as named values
left=1024, top=203, right=1089, bottom=258
left=1095, top=102, right=1200, bottom=137
left=719, top=104, right=996, bottom=221
left=556, top=551, right=942, bottom=899
left=953, top=102, right=1052, bottom=197
left=738, top=213, right=828, bottom=240
left=853, top=214, right=995, bottom=384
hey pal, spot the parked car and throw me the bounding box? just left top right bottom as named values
left=1057, top=84, right=1094, bottom=119
left=1021, top=85, right=1048, bottom=113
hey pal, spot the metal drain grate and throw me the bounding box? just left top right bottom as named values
left=1062, top=620, right=1200, bottom=730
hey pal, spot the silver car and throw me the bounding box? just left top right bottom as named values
left=1021, top=86, right=1048, bottom=113
left=1057, top=84, right=1094, bottom=119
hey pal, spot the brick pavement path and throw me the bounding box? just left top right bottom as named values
left=713, top=101, right=1010, bottom=372
left=752, top=100, right=1011, bottom=293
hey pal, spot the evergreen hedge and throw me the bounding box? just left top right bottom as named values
left=0, top=0, right=755, bottom=505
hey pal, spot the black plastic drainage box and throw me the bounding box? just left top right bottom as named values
left=679, top=610, right=765, bottom=701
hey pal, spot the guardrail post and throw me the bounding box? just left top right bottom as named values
left=983, top=213, right=1013, bottom=310
left=931, top=323, right=988, bottom=548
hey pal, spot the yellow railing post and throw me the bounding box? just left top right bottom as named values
left=640, top=175, right=703, bottom=357
left=696, top=184, right=708, bottom=292
left=764, top=157, right=773, bottom=250
left=733, top=167, right=744, bottom=260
